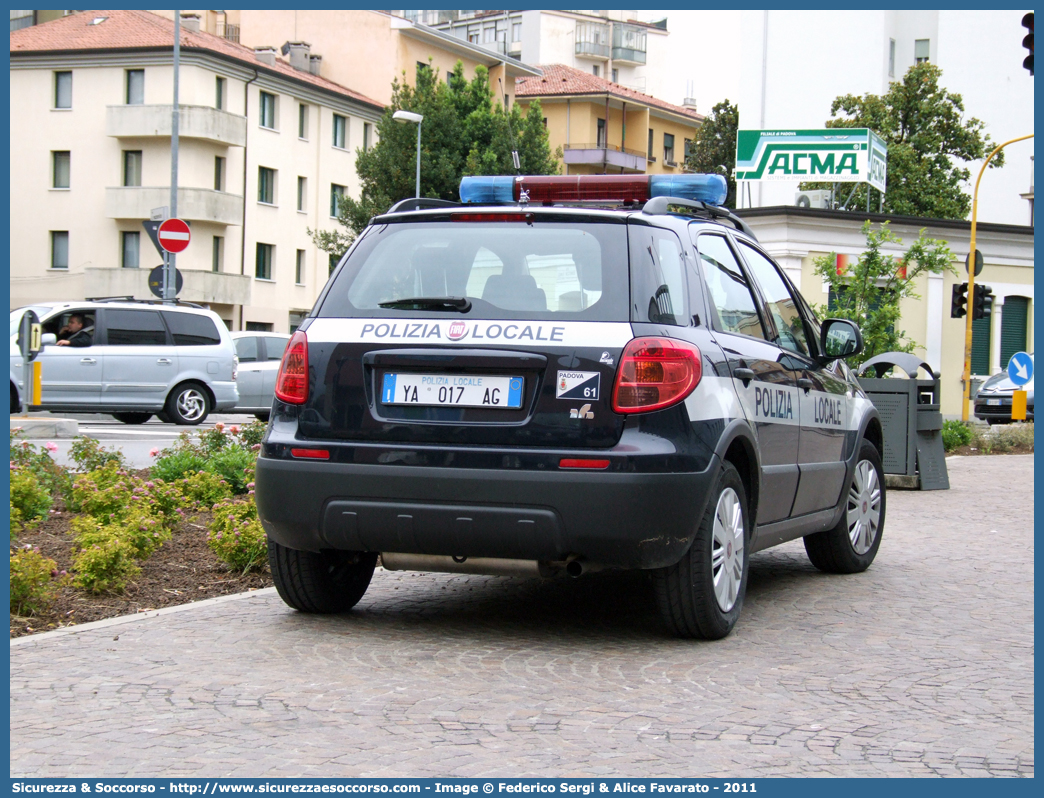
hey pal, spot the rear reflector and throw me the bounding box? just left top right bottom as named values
left=291, top=448, right=329, bottom=460
left=612, top=337, right=702, bottom=414
left=275, top=330, right=309, bottom=404
left=559, top=458, right=611, bottom=470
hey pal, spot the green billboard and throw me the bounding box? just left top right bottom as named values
left=735, top=129, right=887, bottom=192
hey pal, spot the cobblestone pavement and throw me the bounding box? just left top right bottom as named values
left=11, top=455, right=1033, bottom=778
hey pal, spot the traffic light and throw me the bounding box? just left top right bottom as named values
left=950, top=282, right=968, bottom=318
left=972, top=283, right=994, bottom=320
left=1023, top=12, right=1034, bottom=75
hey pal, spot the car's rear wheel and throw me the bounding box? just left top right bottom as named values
left=166, top=382, right=210, bottom=425
left=112, top=412, right=152, bottom=425
left=268, top=538, right=377, bottom=613
left=804, top=439, right=885, bottom=574
left=654, top=461, right=749, bottom=640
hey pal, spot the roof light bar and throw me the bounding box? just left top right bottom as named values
left=459, top=174, right=728, bottom=206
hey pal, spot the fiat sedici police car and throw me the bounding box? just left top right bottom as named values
left=255, top=173, right=885, bottom=639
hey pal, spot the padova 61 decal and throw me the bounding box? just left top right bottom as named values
left=556, top=370, right=600, bottom=400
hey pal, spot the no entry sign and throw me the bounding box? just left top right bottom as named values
left=157, top=218, right=191, bottom=253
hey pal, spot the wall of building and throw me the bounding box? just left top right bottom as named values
left=737, top=9, right=1034, bottom=225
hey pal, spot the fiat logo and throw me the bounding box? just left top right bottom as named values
left=448, top=321, right=467, bottom=340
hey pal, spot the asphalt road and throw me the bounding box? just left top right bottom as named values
left=9, top=455, right=1034, bottom=778
left=13, top=412, right=257, bottom=468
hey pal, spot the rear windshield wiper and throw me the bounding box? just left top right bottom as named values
left=378, top=296, right=472, bottom=313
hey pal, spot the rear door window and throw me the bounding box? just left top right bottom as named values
left=164, top=312, right=221, bottom=346
left=320, top=220, right=628, bottom=321
left=102, top=309, right=168, bottom=346
left=694, top=234, right=767, bottom=340
left=235, top=336, right=259, bottom=362
left=629, top=226, right=688, bottom=325
left=265, top=336, right=290, bottom=361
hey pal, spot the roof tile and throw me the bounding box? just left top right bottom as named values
left=515, top=63, right=702, bottom=122
left=10, top=9, right=384, bottom=110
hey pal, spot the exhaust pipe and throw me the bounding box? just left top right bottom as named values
left=565, top=555, right=585, bottom=578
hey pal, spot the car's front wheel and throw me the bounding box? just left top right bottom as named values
left=268, top=538, right=377, bottom=613
left=166, top=382, right=210, bottom=425
left=804, top=439, right=885, bottom=574
left=654, top=461, right=749, bottom=640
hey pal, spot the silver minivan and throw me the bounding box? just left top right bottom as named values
left=10, top=300, right=238, bottom=425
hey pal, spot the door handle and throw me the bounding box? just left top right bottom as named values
left=157, top=358, right=173, bottom=365
left=797, top=378, right=814, bottom=394
left=80, top=358, right=97, bottom=365
left=733, top=368, right=755, bottom=386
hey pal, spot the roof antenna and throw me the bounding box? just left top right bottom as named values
left=498, top=77, right=521, bottom=176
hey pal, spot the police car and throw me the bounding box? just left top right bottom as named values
left=255, top=173, right=885, bottom=639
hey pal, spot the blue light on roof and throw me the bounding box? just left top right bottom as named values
left=460, top=176, right=515, bottom=204
left=649, top=174, right=728, bottom=206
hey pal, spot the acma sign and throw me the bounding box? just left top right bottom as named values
left=735, top=129, right=887, bottom=192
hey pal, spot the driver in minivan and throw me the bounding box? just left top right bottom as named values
left=55, top=313, right=93, bottom=347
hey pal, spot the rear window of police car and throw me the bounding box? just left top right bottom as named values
left=319, top=220, right=629, bottom=321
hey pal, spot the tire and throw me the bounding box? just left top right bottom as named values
left=268, top=537, right=377, bottom=613
left=165, top=382, right=211, bottom=426
left=654, top=461, right=749, bottom=640
left=254, top=412, right=271, bottom=422
left=10, top=383, right=20, bottom=415
left=156, top=411, right=172, bottom=424
left=112, top=412, right=153, bottom=425
left=803, top=439, right=886, bottom=574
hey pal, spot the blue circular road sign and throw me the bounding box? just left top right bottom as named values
left=1007, top=351, right=1033, bottom=386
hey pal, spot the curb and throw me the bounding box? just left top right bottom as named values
left=10, top=587, right=279, bottom=646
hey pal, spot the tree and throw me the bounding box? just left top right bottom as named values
left=813, top=220, right=955, bottom=363
left=684, top=99, right=738, bottom=208
left=311, top=62, right=560, bottom=260
left=803, top=63, right=1003, bottom=219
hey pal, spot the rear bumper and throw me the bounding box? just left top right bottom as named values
left=255, top=454, right=719, bottom=570
left=209, top=380, right=239, bottom=411
left=974, top=400, right=1034, bottom=423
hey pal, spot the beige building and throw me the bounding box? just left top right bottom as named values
left=515, top=64, right=702, bottom=175
left=740, top=207, right=1034, bottom=417
left=153, top=10, right=542, bottom=108
left=10, top=10, right=384, bottom=332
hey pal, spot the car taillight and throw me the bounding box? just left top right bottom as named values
left=612, top=337, right=702, bottom=414
left=275, top=330, right=309, bottom=404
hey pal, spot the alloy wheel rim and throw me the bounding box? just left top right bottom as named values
left=711, top=486, right=744, bottom=612
left=847, top=459, right=882, bottom=554
left=177, top=389, right=206, bottom=421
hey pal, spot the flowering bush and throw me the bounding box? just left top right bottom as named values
left=72, top=537, right=140, bottom=594
left=10, top=545, right=62, bottom=615
left=204, top=446, right=256, bottom=495
left=9, top=432, right=72, bottom=500
left=68, top=436, right=126, bottom=472
left=72, top=507, right=171, bottom=561
left=69, top=462, right=136, bottom=520
left=177, top=470, right=232, bottom=510
left=10, top=466, right=52, bottom=533
left=207, top=498, right=268, bottom=573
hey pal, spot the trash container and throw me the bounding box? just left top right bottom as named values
left=857, top=353, right=949, bottom=491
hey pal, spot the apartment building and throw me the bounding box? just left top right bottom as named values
left=152, top=9, right=542, bottom=108
left=396, top=10, right=677, bottom=105
left=10, top=10, right=384, bottom=332
left=515, top=64, right=702, bottom=176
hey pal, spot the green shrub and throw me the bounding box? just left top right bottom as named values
left=941, top=419, right=973, bottom=452
left=139, top=478, right=186, bottom=522
left=204, top=446, right=256, bottom=494
left=72, top=509, right=170, bottom=561
left=178, top=470, right=233, bottom=510
left=10, top=503, right=24, bottom=538
left=208, top=498, right=268, bottom=573
left=68, top=436, right=126, bottom=472
left=971, top=422, right=1035, bottom=454
left=10, top=545, right=62, bottom=615
left=73, top=537, right=141, bottom=594
left=151, top=449, right=207, bottom=482
left=70, top=462, right=136, bottom=520
left=9, top=435, right=72, bottom=500
left=10, top=467, right=52, bottom=530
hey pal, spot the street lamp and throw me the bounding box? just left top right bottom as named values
left=392, top=110, right=424, bottom=198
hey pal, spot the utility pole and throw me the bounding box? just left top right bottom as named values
left=165, top=9, right=181, bottom=303
left=961, top=133, right=1033, bottom=421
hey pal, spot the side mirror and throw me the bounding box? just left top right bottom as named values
left=820, top=318, right=863, bottom=360
left=41, top=333, right=57, bottom=347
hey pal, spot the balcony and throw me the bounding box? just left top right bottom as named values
left=612, top=23, right=647, bottom=65
left=106, top=105, right=247, bottom=147
left=105, top=187, right=243, bottom=226
left=84, top=267, right=251, bottom=307
left=575, top=20, right=610, bottom=59
left=564, top=143, right=647, bottom=173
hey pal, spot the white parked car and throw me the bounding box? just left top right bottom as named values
left=230, top=331, right=291, bottom=420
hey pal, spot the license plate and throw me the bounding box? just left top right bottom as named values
left=987, top=398, right=1002, bottom=406
left=381, top=373, right=523, bottom=408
